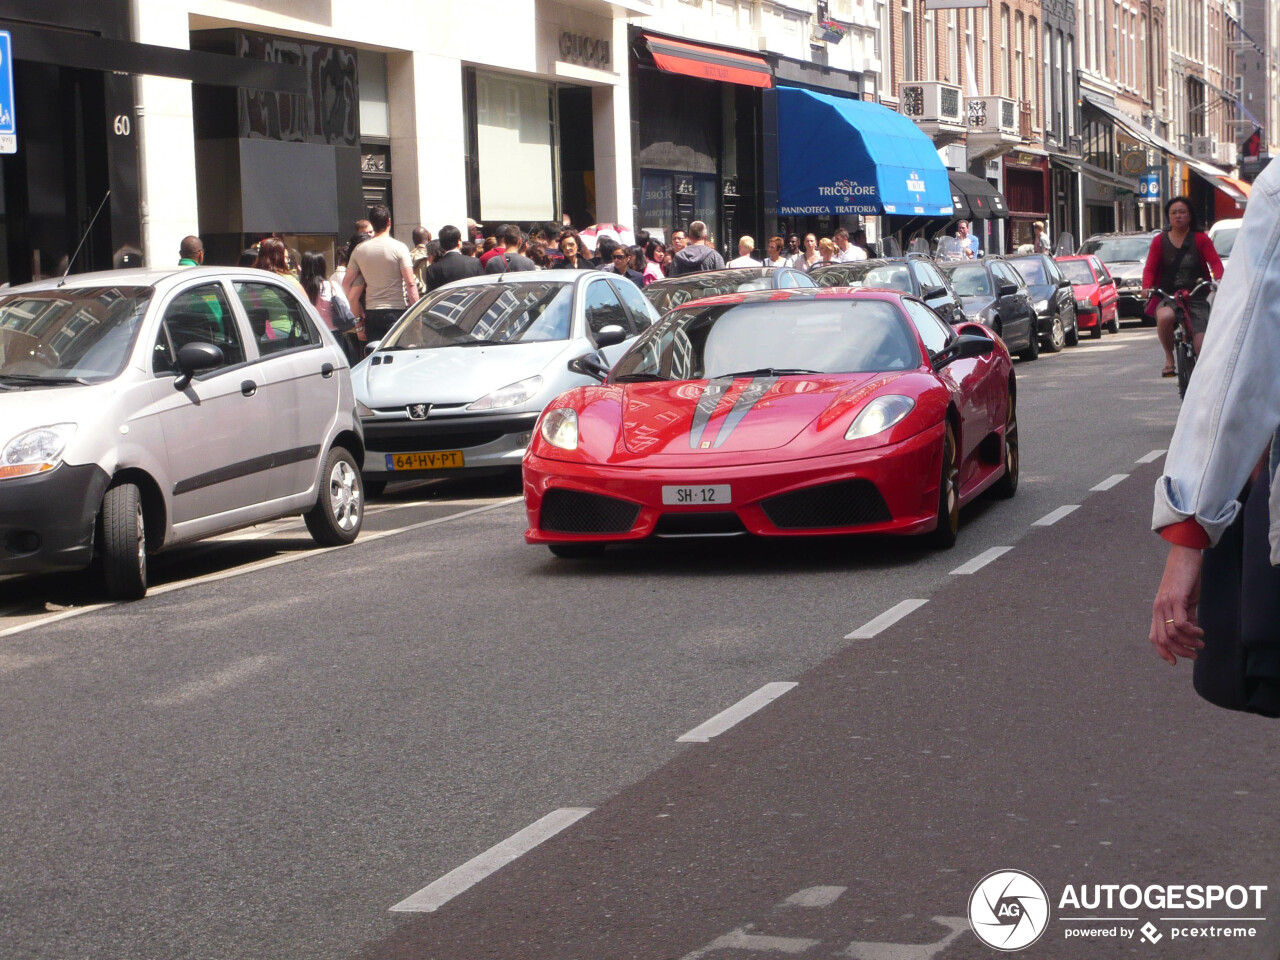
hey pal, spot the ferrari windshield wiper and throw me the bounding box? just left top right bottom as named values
left=715, top=367, right=823, bottom=379
left=612, top=372, right=674, bottom=382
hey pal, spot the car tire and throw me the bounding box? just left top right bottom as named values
left=101, top=481, right=148, bottom=600
left=1044, top=313, right=1066, bottom=352
left=305, top=446, right=364, bottom=546
left=929, top=422, right=960, bottom=549
left=991, top=388, right=1019, bottom=499
left=548, top=543, right=607, bottom=559
left=1106, top=312, right=1120, bottom=335
left=1064, top=310, right=1079, bottom=346
left=1018, top=324, right=1040, bottom=361
left=364, top=480, right=387, bottom=499
left=1090, top=320, right=1104, bottom=339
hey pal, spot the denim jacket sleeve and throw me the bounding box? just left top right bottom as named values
left=1153, top=159, right=1280, bottom=556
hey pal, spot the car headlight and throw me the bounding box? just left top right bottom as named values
left=539, top=408, right=579, bottom=450
left=355, top=400, right=375, bottom=418
left=0, top=423, right=77, bottom=479
left=1034, top=299, right=1050, bottom=313
left=468, top=375, right=543, bottom=411
left=1075, top=299, right=1095, bottom=311
left=845, top=396, right=915, bottom=441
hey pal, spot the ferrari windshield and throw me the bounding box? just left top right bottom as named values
left=1058, top=260, right=1095, bottom=284
left=381, top=280, right=573, bottom=349
left=643, top=269, right=778, bottom=314
left=0, top=286, right=152, bottom=383
left=1079, top=236, right=1152, bottom=263
left=939, top=263, right=993, bottom=298
left=812, top=262, right=913, bottom=293
left=611, top=298, right=921, bottom=381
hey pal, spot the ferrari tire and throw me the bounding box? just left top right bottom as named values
left=305, top=446, right=364, bottom=546
left=1044, top=314, right=1066, bottom=352
left=929, top=422, right=960, bottom=549
left=991, top=388, right=1019, bottom=499
left=101, top=481, right=148, bottom=600
left=548, top=543, right=606, bottom=559
left=1065, top=311, right=1079, bottom=346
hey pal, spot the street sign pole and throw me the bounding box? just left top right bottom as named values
left=0, top=31, right=15, bottom=155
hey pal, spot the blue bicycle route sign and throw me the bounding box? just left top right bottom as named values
left=0, top=31, right=15, bottom=154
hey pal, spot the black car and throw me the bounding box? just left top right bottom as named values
left=1078, top=232, right=1159, bottom=318
left=809, top=258, right=967, bottom=326
left=938, top=257, right=1040, bottom=360
left=643, top=266, right=815, bottom=314
left=1008, top=254, right=1079, bottom=352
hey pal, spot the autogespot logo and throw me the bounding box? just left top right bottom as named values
left=969, top=870, right=1051, bottom=951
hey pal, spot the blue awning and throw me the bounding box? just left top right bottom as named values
left=776, top=86, right=953, bottom=218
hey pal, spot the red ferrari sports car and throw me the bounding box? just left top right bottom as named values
left=523, top=288, right=1018, bottom=557
left=1055, top=254, right=1120, bottom=338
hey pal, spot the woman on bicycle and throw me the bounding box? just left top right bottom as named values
left=1142, top=195, right=1224, bottom=377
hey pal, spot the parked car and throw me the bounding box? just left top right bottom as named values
left=1208, top=218, right=1242, bottom=266
left=1008, top=254, right=1080, bottom=351
left=1055, top=254, right=1119, bottom=338
left=1078, top=232, right=1159, bottom=318
left=642, top=266, right=815, bottom=314
left=809, top=258, right=967, bottom=326
left=352, top=270, right=659, bottom=494
left=523, top=288, right=1016, bottom=557
left=0, top=267, right=366, bottom=599
left=937, top=258, right=1041, bottom=360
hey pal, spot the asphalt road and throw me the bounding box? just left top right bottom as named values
left=2, top=326, right=1274, bottom=960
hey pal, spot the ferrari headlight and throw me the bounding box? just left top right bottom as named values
left=0, top=423, right=77, bottom=479
left=355, top=400, right=375, bottom=418
left=845, top=396, right=914, bottom=441
left=469, top=375, right=543, bottom=411
left=539, top=408, right=579, bottom=450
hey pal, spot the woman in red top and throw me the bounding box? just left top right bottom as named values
left=1141, top=195, right=1225, bottom=376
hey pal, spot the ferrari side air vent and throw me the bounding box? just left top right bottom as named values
left=541, top=489, right=641, bottom=534
left=761, top=479, right=891, bottom=529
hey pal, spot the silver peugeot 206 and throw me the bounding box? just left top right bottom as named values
left=0, top=267, right=365, bottom=599
left=352, top=270, right=659, bottom=494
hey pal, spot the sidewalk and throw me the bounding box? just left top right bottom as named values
left=359, top=459, right=1280, bottom=960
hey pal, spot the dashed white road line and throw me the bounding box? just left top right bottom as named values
left=949, top=546, right=1012, bottom=576
left=1090, top=473, right=1129, bottom=491
left=1032, top=505, right=1079, bottom=526
left=389, top=807, right=593, bottom=913
left=1137, top=448, right=1167, bottom=463
left=845, top=599, right=929, bottom=640
left=677, top=682, right=798, bottom=743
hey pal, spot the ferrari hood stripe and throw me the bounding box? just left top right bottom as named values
left=689, top=377, right=735, bottom=449
left=710, top=377, right=778, bottom=448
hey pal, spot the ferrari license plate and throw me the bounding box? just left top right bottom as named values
left=661, top=484, right=731, bottom=506
left=385, top=451, right=464, bottom=471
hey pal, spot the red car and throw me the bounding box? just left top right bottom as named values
left=523, top=288, right=1018, bottom=557
left=1055, top=254, right=1120, bottom=339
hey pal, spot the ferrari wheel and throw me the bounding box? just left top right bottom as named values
left=929, top=422, right=960, bottom=549
left=991, top=388, right=1019, bottom=499
left=548, top=543, right=606, bottom=559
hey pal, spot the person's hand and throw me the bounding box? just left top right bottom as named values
left=1150, top=544, right=1206, bottom=665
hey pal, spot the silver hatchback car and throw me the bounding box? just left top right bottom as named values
left=352, top=270, right=659, bottom=492
left=0, top=267, right=365, bottom=599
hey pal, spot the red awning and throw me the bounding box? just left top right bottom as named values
left=643, top=34, right=773, bottom=88
left=1216, top=175, right=1251, bottom=204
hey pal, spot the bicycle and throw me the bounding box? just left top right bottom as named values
left=1151, top=280, right=1215, bottom=399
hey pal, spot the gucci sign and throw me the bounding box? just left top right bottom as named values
left=560, top=32, right=611, bottom=69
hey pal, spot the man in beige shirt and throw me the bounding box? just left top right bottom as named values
left=342, top=205, right=419, bottom=342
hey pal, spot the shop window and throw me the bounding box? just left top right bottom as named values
left=475, top=71, right=555, bottom=221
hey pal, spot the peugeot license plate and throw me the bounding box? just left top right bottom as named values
left=386, top=451, right=464, bottom=470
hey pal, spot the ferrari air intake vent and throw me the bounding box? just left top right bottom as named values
left=653, top=512, right=747, bottom=537
left=761, top=479, right=891, bottom=529
left=541, top=489, right=641, bottom=534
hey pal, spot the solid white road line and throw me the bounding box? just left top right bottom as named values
left=949, top=546, right=1013, bottom=576
left=389, top=807, right=594, bottom=913
left=677, top=681, right=799, bottom=743
left=1090, top=473, right=1129, bottom=491
left=1032, top=505, right=1079, bottom=526
left=1136, top=448, right=1167, bottom=464
left=149, top=655, right=281, bottom=707
left=1, top=498, right=524, bottom=640
left=844, top=599, right=929, bottom=640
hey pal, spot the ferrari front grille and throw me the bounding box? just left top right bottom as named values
left=760, top=479, right=892, bottom=530
left=540, top=489, right=641, bottom=534
left=653, top=512, right=747, bottom=537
